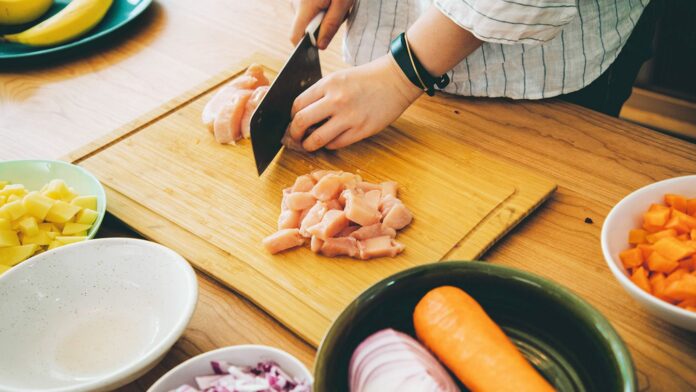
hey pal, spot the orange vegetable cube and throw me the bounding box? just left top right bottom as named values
left=620, top=248, right=644, bottom=269
left=643, top=208, right=670, bottom=232
left=678, top=234, right=689, bottom=241
left=691, top=229, right=696, bottom=241
left=646, top=229, right=677, bottom=244
left=665, top=194, right=687, bottom=212
left=647, top=251, right=679, bottom=274
left=672, top=210, right=696, bottom=230
left=649, top=203, right=670, bottom=212
left=628, top=229, right=647, bottom=245
left=665, top=216, right=690, bottom=235
left=687, top=199, right=696, bottom=216
left=678, top=258, right=694, bottom=272
left=637, top=244, right=654, bottom=260
left=664, top=274, right=696, bottom=301
left=630, top=267, right=651, bottom=294
left=677, top=298, right=696, bottom=312
left=654, top=237, right=695, bottom=261
left=649, top=273, right=672, bottom=302
left=665, top=268, right=689, bottom=286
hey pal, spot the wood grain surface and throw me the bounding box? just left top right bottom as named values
left=2, top=0, right=695, bottom=390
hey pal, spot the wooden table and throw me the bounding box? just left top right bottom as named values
left=2, top=0, right=695, bottom=391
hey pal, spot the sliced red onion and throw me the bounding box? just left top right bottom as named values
left=349, top=329, right=459, bottom=392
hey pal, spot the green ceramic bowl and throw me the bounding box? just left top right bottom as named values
left=314, top=262, right=635, bottom=392
left=0, top=159, right=106, bottom=239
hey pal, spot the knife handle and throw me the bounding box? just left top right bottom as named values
left=306, top=11, right=325, bottom=47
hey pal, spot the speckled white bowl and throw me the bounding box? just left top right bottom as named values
left=602, top=175, right=696, bottom=331
left=0, top=238, right=198, bottom=392
left=148, top=345, right=313, bottom=392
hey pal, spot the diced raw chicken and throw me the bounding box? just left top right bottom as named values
left=382, top=201, right=413, bottom=230
left=310, top=235, right=324, bottom=253
left=262, top=229, right=305, bottom=254
left=311, top=172, right=359, bottom=201
left=213, top=90, right=253, bottom=144
left=291, top=175, right=316, bottom=193
left=244, top=63, right=270, bottom=86
left=285, top=192, right=317, bottom=211
left=321, top=237, right=359, bottom=257
left=381, top=181, right=398, bottom=198
left=356, top=181, right=382, bottom=193
left=350, top=223, right=396, bottom=240
left=278, top=209, right=302, bottom=230
left=358, top=236, right=405, bottom=260
left=364, top=189, right=381, bottom=211
left=299, top=201, right=327, bottom=237
left=343, top=189, right=381, bottom=226
left=281, top=188, right=291, bottom=211
left=202, top=64, right=269, bottom=129
left=337, top=225, right=360, bottom=237
left=307, top=210, right=350, bottom=240
left=326, top=199, right=343, bottom=210
left=379, top=193, right=400, bottom=215
left=310, top=170, right=339, bottom=182
left=240, top=85, right=269, bottom=139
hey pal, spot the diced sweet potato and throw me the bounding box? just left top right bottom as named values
left=665, top=216, right=690, bottom=235
left=687, top=199, right=696, bottom=216
left=637, top=244, right=654, bottom=260
left=665, top=268, right=689, bottom=286
left=664, top=274, right=696, bottom=301
left=672, top=209, right=696, bottom=230
left=628, top=229, right=647, bottom=245
left=647, top=251, right=679, bottom=274
left=643, top=208, right=670, bottom=232
left=620, top=248, right=644, bottom=269
left=630, top=267, right=651, bottom=294
left=646, top=229, right=677, bottom=244
left=665, top=194, right=687, bottom=213
left=654, top=237, right=696, bottom=261
left=649, top=273, right=673, bottom=302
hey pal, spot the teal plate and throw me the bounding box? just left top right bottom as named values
left=0, top=0, right=152, bottom=61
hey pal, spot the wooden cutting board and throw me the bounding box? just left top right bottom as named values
left=73, top=54, right=556, bottom=346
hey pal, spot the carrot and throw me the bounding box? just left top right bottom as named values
left=665, top=194, right=687, bottom=213
left=646, top=229, right=677, bottom=244
left=687, top=199, right=696, bottom=216
left=630, top=267, right=651, bottom=294
left=628, top=229, right=647, bottom=245
left=654, top=237, right=696, bottom=261
left=413, top=286, right=554, bottom=392
left=620, top=248, right=644, bottom=269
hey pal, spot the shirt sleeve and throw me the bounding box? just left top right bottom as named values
left=434, top=0, right=578, bottom=45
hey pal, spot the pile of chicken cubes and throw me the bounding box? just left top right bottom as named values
left=0, top=179, right=98, bottom=272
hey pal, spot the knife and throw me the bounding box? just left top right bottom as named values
left=249, top=12, right=325, bottom=176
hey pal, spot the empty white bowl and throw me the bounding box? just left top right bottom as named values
left=148, top=345, right=313, bottom=392
left=602, top=175, right=696, bottom=331
left=0, top=238, right=198, bottom=391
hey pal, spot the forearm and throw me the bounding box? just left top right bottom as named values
left=406, top=5, right=483, bottom=76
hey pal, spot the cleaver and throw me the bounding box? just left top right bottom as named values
left=249, top=12, right=325, bottom=176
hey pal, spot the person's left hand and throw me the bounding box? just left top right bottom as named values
left=286, top=55, right=423, bottom=151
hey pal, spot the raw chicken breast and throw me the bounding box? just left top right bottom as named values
left=381, top=181, right=399, bottom=198
left=382, top=201, right=413, bottom=230
left=326, top=199, right=343, bottom=211
left=343, top=189, right=381, bottom=226
left=285, top=192, right=317, bottom=211
left=299, top=201, right=327, bottom=237
left=357, top=181, right=382, bottom=193
left=350, top=223, right=396, bottom=240
left=321, top=237, right=359, bottom=258
left=213, top=90, right=253, bottom=144
left=312, top=172, right=359, bottom=201
left=245, top=63, right=270, bottom=86
left=337, top=225, right=360, bottom=237
left=364, top=190, right=382, bottom=211
left=291, top=175, right=316, bottom=193
left=278, top=209, right=302, bottom=230
left=358, top=236, right=405, bottom=260
left=310, top=236, right=324, bottom=253
left=262, top=229, right=305, bottom=254
left=241, top=85, right=269, bottom=139
left=307, top=210, right=350, bottom=240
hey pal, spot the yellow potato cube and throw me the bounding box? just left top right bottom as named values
left=17, top=216, right=39, bottom=237
left=0, top=184, right=26, bottom=197
left=62, top=223, right=92, bottom=235
left=55, top=236, right=87, bottom=244
left=0, top=200, right=27, bottom=221
left=48, top=240, right=63, bottom=250
left=52, top=222, right=65, bottom=231
left=0, top=218, right=9, bottom=230
left=23, top=192, right=55, bottom=221
left=21, top=230, right=52, bottom=246
left=45, top=201, right=81, bottom=223
left=0, top=230, right=20, bottom=247
left=42, top=179, right=76, bottom=201
left=71, top=195, right=97, bottom=210
left=7, top=194, right=21, bottom=203
left=0, top=195, right=6, bottom=206
left=0, top=244, right=39, bottom=266
left=46, top=231, right=57, bottom=240
left=75, top=209, right=98, bottom=225
left=0, top=181, right=7, bottom=189
left=0, top=264, right=10, bottom=275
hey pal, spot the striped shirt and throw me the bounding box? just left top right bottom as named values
left=343, top=0, right=649, bottom=99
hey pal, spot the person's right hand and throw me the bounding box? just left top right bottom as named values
left=290, top=0, right=354, bottom=49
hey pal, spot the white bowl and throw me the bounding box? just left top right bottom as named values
left=148, top=345, right=314, bottom=392
left=602, top=175, right=696, bottom=331
left=0, top=238, right=198, bottom=392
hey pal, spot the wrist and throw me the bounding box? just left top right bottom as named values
left=381, top=54, right=423, bottom=103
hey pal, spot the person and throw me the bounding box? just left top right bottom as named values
left=284, top=0, right=660, bottom=152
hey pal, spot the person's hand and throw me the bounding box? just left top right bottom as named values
left=290, top=0, right=353, bottom=49
left=286, top=55, right=423, bottom=151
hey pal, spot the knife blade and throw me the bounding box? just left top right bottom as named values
left=249, top=12, right=324, bottom=176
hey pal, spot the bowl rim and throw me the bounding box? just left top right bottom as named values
left=0, top=159, right=107, bottom=240
left=314, top=261, right=636, bottom=391
left=0, top=238, right=198, bottom=392
left=601, top=175, right=696, bottom=321
left=146, top=344, right=314, bottom=392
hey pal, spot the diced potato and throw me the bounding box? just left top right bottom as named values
left=0, top=264, right=10, bottom=275
left=46, top=231, right=57, bottom=240
left=42, top=179, right=76, bottom=201
left=0, top=181, right=7, bottom=190
left=0, top=184, right=26, bottom=197
left=21, top=231, right=52, bottom=246
left=16, top=216, right=39, bottom=237
left=7, top=194, right=21, bottom=203
left=23, top=192, right=55, bottom=221
left=0, top=230, right=20, bottom=247
left=47, top=240, right=63, bottom=250
left=62, top=223, right=92, bottom=235
left=0, top=200, right=27, bottom=221
left=75, top=208, right=98, bottom=225
left=0, top=218, right=9, bottom=230
left=45, top=201, right=81, bottom=223
left=0, top=244, right=38, bottom=266
left=55, top=236, right=87, bottom=244
left=0, top=195, right=6, bottom=206
left=71, top=195, right=97, bottom=210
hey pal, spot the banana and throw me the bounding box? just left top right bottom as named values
left=2, top=0, right=113, bottom=46
left=0, top=0, right=53, bottom=25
